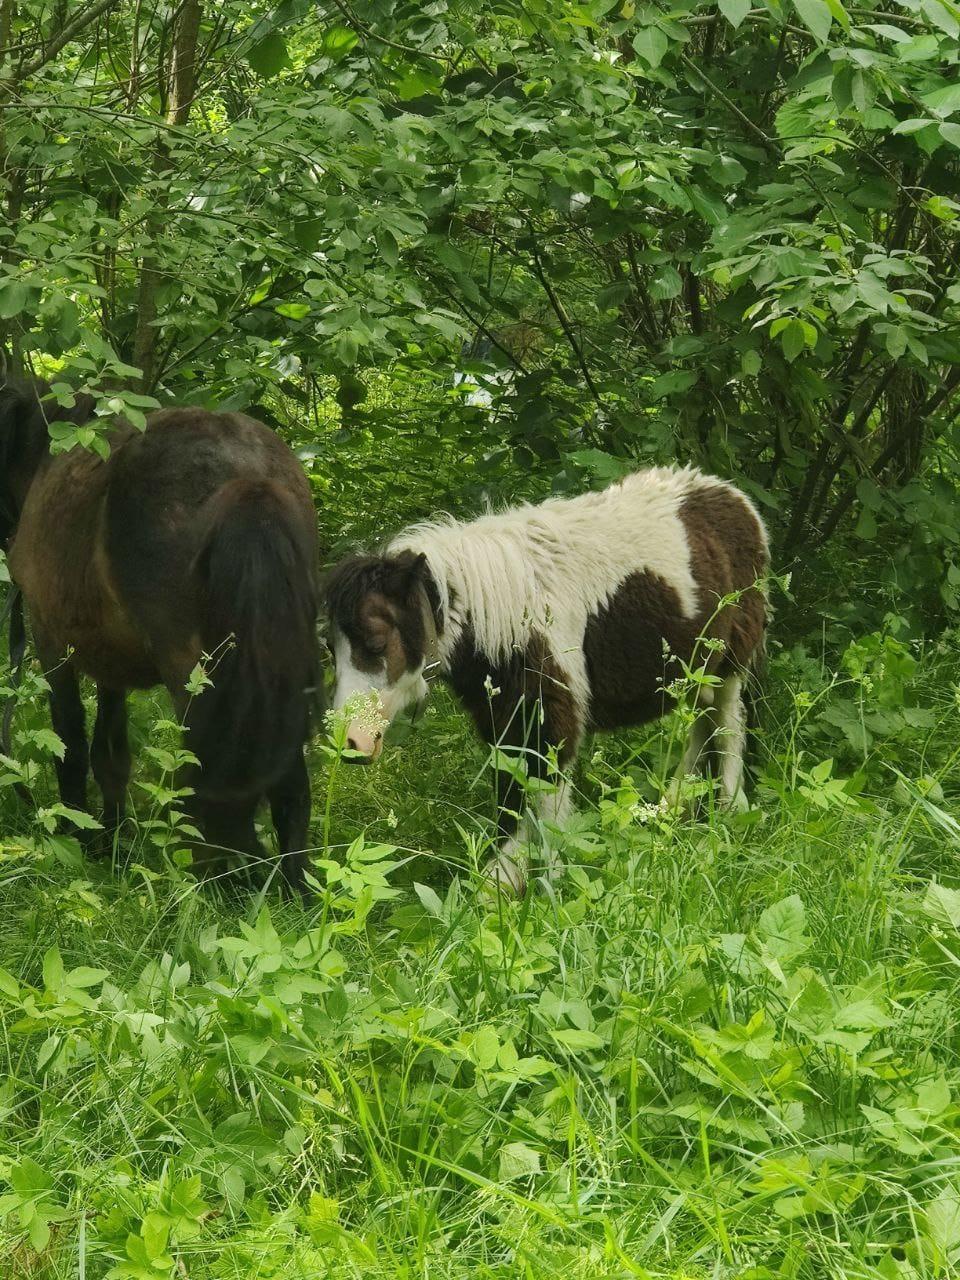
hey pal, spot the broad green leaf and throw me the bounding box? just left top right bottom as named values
left=649, top=370, right=697, bottom=399
left=0, top=280, right=27, bottom=319
left=757, top=895, right=808, bottom=957
left=413, top=882, right=443, bottom=917
left=247, top=31, right=291, bottom=78
left=42, top=946, right=64, bottom=993
left=780, top=319, right=808, bottom=362
left=498, top=1142, right=541, bottom=1181
left=923, top=83, right=960, bottom=117
left=793, top=0, right=833, bottom=43
left=321, top=25, right=359, bottom=59
left=472, top=1025, right=500, bottom=1070
left=632, top=25, right=669, bottom=67
left=923, top=880, right=960, bottom=929
left=719, top=0, right=751, bottom=28
left=926, top=1185, right=960, bottom=1255
left=275, top=301, right=311, bottom=320
left=550, top=1028, right=604, bottom=1051
left=922, top=0, right=960, bottom=37
left=893, top=117, right=937, bottom=135
left=395, top=69, right=443, bottom=100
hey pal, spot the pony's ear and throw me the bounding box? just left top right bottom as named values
left=400, top=551, right=428, bottom=596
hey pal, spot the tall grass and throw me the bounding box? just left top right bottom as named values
left=0, top=631, right=958, bottom=1278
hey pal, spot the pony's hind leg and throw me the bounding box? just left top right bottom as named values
left=91, top=686, right=130, bottom=835
left=712, top=674, right=749, bottom=812
left=268, top=749, right=312, bottom=893
left=666, top=700, right=714, bottom=810
left=190, top=792, right=264, bottom=887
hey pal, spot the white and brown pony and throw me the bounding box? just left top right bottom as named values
left=325, top=467, right=768, bottom=894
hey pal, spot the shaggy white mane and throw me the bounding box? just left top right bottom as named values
left=389, top=466, right=764, bottom=711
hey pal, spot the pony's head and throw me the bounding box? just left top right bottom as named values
left=324, top=550, right=441, bottom=762
left=0, top=379, right=94, bottom=548
left=0, top=380, right=45, bottom=548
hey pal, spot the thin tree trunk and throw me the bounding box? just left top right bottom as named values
left=131, top=0, right=202, bottom=391
left=0, top=0, right=17, bottom=370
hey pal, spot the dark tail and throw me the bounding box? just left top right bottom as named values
left=188, top=479, right=319, bottom=799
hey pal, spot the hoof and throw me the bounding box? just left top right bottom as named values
left=481, top=854, right=528, bottom=899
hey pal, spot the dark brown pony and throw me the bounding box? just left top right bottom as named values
left=0, top=378, right=320, bottom=890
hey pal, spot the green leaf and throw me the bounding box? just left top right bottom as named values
left=395, top=69, right=443, bottom=100
left=65, top=966, right=108, bottom=989
left=275, top=301, right=311, bottom=320
left=710, top=155, right=747, bottom=186
left=550, top=1028, right=605, bottom=1052
left=921, top=0, right=960, bottom=37
left=0, top=279, right=27, bottom=319
left=794, top=0, right=833, bottom=43
left=498, top=1142, right=542, bottom=1181
left=632, top=25, right=669, bottom=67
left=472, top=1025, right=500, bottom=1070
left=247, top=31, right=291, bottom=78
left=941, top=122, right=960, bottom=148
left=780, top=319, right=808, bottom=362
left=757, top=895, right=808, bottom=957
left=43, top=946, right=64, bottom=993
left=413, top=882, right=443, bottom=917
left=649, top=370, right=697, bottom=399
left=718, top=0, right=751, bottom=28
left=893, top=117, right=937, bottom=135
left=923, top=82, right=960, bottom=117
left=926, top=1185, right=960, bottom=1255
left=649, top=264, right=683, bottom=300
left=321, top=25, right=359, bottom=60
left=923, top=880, right=960, bottom=929
left=333, top=330, right=359, bottom=366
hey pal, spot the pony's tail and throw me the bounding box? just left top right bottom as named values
left=188, top=479, right=319, bottom=798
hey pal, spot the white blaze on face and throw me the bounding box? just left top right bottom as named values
left=331, top=628, right=429, bottom=761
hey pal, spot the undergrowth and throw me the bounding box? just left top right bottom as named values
left=0, top=623, right=958, bottom=1278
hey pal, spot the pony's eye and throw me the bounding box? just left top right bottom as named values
left=367, top=640, right=386, bottom=658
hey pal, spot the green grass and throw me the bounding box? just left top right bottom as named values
left=1, top=635, right=959, bottom=1278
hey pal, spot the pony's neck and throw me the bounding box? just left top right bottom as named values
left=0, top=381, right=92, bottom=546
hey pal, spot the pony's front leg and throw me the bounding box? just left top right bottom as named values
left=91, top=686, right=130, bottom=835
left=483, top=761, right=530, bottom=897
left=42, top=654, right=90, bottom=819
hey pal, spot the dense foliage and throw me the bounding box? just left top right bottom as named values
left=1, top=1, right=959, bottom=1277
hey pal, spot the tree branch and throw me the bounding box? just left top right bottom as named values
left=528, top=238, right=603, bottom=409
left=19, top=0, right=118, bottom=80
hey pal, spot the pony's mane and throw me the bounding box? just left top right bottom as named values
left=388, top=467, right=713, bottom=662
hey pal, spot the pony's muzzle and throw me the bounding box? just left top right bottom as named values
left=345, top=725, right=383, bottom=763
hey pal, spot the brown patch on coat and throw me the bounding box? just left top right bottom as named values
left=446, top=624, right=580, bottom=842
left=678, top=483, right=767, bottom=672
left=584, top=569, right=701, bottom=731
left=584, top=486, right=767, bottom=732
left=447, top=626, right=580, bottom=765
left=345, top=591, right=407, bottom=682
